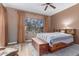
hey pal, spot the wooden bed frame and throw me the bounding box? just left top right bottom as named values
left=49, top=29, right=76, bottom=52
left=32, top=29, right=76, bottom=55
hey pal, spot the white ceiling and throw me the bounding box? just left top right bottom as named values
left=3, top=3, right=77, bottom=16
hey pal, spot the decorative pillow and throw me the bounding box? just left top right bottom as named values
left=60, top=29, right=65, bottom=33
left=0, top=50, right=4, bottom=56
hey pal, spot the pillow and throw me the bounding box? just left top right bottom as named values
left=60, top=30, right=65, bottom=33
left=0, top=50, right=4, bottom=56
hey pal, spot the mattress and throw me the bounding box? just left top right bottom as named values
left=36, top=32, right=73, bottom=46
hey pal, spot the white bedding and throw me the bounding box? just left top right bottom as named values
left=52, top=38, right=73, bottom=44
left=36, top=32, right=73, bottom=46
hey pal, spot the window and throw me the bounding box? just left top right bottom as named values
left=24, top=18, right=44, bottom=33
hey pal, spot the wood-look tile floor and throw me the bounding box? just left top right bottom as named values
left=7, top=43, right=33, bottom=56
left=7, top=42, right=79, bottom=56
left=18, top=43, right=32, bottom=56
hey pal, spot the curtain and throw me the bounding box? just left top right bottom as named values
left=0, top=4, right=7, bottom=47
left=44, top=16, right=49, bottom=32
left=17, top=10, right=26, bottom=43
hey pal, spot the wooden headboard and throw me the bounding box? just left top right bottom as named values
left=53, top=29, right=76, bottom=35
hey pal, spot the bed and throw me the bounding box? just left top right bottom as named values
left=36, top=32, right=73, bottom=46
left=36, top=29, right=76, bottom=52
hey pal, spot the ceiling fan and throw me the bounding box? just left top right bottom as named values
left=41, top=3, right=56, bottom=11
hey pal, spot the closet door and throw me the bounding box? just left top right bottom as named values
left=0, top=4, right=7, bottom=47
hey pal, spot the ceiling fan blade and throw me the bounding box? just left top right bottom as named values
left=44, top=5, right=48, bottom=11
left=50, top=4, right=56, bottom=9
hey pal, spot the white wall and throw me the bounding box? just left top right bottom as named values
left=7, top=8, right=18, bottom=43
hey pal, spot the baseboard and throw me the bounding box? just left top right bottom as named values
left=8, top=42, right=17, bottom=45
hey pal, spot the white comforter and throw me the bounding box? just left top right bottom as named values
left=36, top=32, right=73, bottom=46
